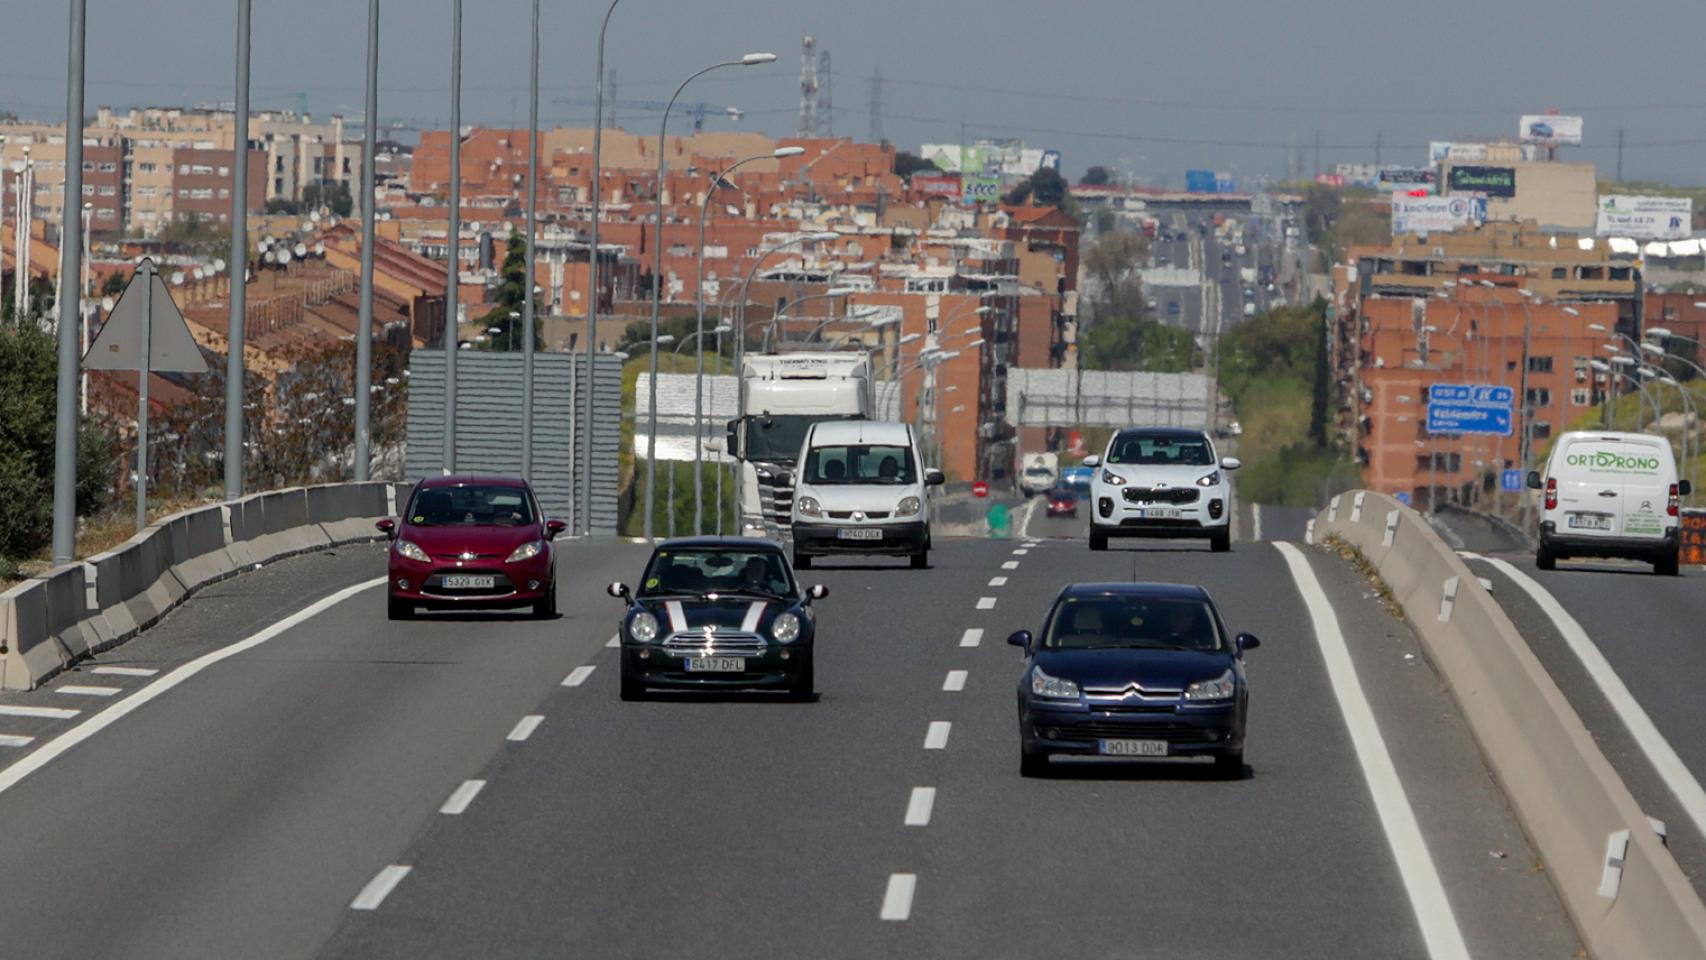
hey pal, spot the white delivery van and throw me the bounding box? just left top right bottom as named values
left=1019, top=452, right=1060, bottom=497
left=1528, top=431, right=1691, bottom=575
left=789, top=420, right=944, bottom=570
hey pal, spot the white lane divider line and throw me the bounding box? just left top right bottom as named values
left=959, top=628, right=983, bottom=648
left=605, top=634, right=619, bottom=648
left=975, top=597, right=996, bottom=610
left=1274, top=542, right=1470, bottom=960
left=924, top=721, right=952, bottom=750
left=1001, top=560, right=1019, bottom=570
left=1252, top=503, right=1264, bottom=542
left=1487, top=556, right=1706, bottom=842
left=350, top=865, right=413, bottom=911
left=904, top=787, right=937, bottom=826
left=57, top=685, right=121, bottom=698
left=90, top=666, right=158, bottom=677
left=562, top=665, right=596, bottom=687
left=988, top=576, right=1008, bottom=587
left=439, top=779, right=487, bottom=815
left=0, top=576, right=386, bottom=800
left=943, top=670, right=968, bottom=692
left=0, top=734, right=35, bottom=748
left=1012, top=549, right=1029, bottom=556
left=880, top=873, right=917, bottom=921
left=507, top=715, right=544, bottom=742
left=0, top=705, right=80, bottom=720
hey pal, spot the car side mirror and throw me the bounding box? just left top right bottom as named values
left=777, top=470, right=795, bottom=487
left=724, top=419, right=742, bottom=460
left=375, top=518, right=396, bottom=538
left=1525, top=471, right=1543, bottom=490
left=1220, top=457, right=1242, bottom=471
left=607, top=581, right=631, bottom=601
left=806, top=584, right=829, bottom=602
left=545, top=519, right=567, bottom=540
left=1081, top=455, right=1101, bottom=468
left=925, top=468, right=945, bottom=486
left=1681, top=479, right=1694, bottom=496
left=1236, top=632, right=1260, bottom=653
left=1007, top=629, right=1032, bottom=651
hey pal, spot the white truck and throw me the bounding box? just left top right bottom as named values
left=1018, top=452, right=1060, bottom=497
left=725, top=352, right=874, bottom=539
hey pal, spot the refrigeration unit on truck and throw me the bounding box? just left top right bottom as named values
left=725, top=352, right=874, bottom=539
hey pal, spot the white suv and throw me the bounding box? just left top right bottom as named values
left=1084, top=428, right=1240, bottom=552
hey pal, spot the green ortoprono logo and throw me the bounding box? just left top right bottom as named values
left=1565, top=451, right=1661, bottom=472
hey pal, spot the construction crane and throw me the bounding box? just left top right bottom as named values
left=552, top=97, right=744, bottom=132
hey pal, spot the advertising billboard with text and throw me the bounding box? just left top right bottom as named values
left=1447, top=165, right=1516, bottom=198
left=1596, top=194, right=1693, bottom=240
left=1519, top=115, right=1583, bottom=145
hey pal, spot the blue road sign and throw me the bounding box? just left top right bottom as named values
left=1428, top=383, right=1512, bottom=405
left=1501, top=468, right=1524, bottom=492
left=1185, top=169, right=1217, bottom=193
left=1427, top=402, right=1513, bottom=436
left=1394, top=491, right=1413, bottom=505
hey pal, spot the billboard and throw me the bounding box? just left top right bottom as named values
left=1428, top=141, right=1488, bottom=163
left=922, top=144, right=992, bottom=175
left=912, top=174, right=962, bottom=199
left=1596, top=194, right=1693, bottom=240
left=1447, top=165, right=1516, bottom=198
left=1520, top=114, right=1583, bottom=145
left=1333, top=163, right=1378, bottom=188
left=1314, top=173, right=1345, bottom=187
left=1378, top=166, right=1434, bottom=187
left=961, top=175, right=1002, bottom=205
left=1392, top=193, right=1487, bottom=235
left=1185, top=169, right=1217, bottom=193
left=1215, top=174, right=1238, bottom=194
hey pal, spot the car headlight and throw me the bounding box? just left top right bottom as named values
left=505, top=540, right=544, bottom=563
left=395, top=540, right=430, bottom=562
left=1196, top=470, right=1221, bottom=488
left=628, top=611, right=660, bottom=643
left=1101, top=469, right=1126, bottom=486
left=1184, top=669, right=1236, bottom=701
left=771, top=611, right=801, bottom=644
left=895, top=496, right=921, bottom=517
left=1030, top=665, right=1081, bottom=699
left=797, top=496, right=823, bottom=518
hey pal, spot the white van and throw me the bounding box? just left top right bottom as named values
left=1527, top=431, right=1691, bottom=575
left=789, top=420, right=944, bottom=569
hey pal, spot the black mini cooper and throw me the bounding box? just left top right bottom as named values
left=607, top=537, right=827, bottom=701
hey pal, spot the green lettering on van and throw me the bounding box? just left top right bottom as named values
left=1563, top=451, right=1660, bottom=471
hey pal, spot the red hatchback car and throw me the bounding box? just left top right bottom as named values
left=378, top=474, right=566, bottom=620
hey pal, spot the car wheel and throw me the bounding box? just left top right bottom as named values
left=1210, top=529, right=1231, bottom=553
left=1214, top=751, right=1245, bottom=780
left=794, top=551, right=813, bottom=570
left=910, top=548, right=929, bottom=569
left=532, top=578, right=557, bottom=619
left=1655, top=551, right=1680, bottom=577
left=1536, top=545, right=1556, bottom=571
left=1089, top=528, right=1108, bottom=551
left=620, top=666, right=644, bottom=702
left=789, top=657, right=815, bottom=701
left=1020, top=749, right=1049, bottom=778
left=387, top=597, right=413, bottom=621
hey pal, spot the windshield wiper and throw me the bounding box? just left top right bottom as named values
left=713, top=587, right=788, bottom=600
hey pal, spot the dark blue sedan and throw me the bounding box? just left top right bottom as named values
left=1010, top=582, right=1257, bottom=778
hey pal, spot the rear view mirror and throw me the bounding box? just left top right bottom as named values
left=925, top=468, right=945, bottom=486
left=724, top=419, right=743, bottom=460
left=1220, top=457, right=1242, bottom=471
left=1082, top=455, right=1101, bottom=468
left=1236, top=633, right=1261, bottom=653
left=545, top=519, right=567, bottom=539
left=1007, top=629, right=1032, bottom=651
left=1681, top=479, right=1694, bottom=497
left=1525, top=471, right=1543, bottom=490
left=806, top=584, right=829, bottom=601
left=607, top=581, right=631, bottom=601
left=375, top=518, right=396, bottom=537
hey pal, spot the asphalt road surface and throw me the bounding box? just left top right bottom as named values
left=0, top=529, right=1579, bottom=959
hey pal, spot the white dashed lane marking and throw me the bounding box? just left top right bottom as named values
left=988, top=576, right=1008, bottom=587
left=1001, top=561, right=1019, bottom=570
left=0, top=705, right=80, bottom=720
left=1012, top=549, right=1029, bottom=556
left=959, top=629, right=982, bottom=648
left=943, top=670, right=967, bottom=692
left=350, top=865, right=413, bottom=911
left=924, top=721, right=951, bottom=750
left=439, top=779, right=487, bottom=815
left=605, top=634, right=619, bottom=648
left=507, top=716, right=544, bottom=742
left=880, top=873, right=917, bottom=921
left=904, top=787, right=937, bottom=826
left=562, top=666, right=596, bottom=687
left=57, top=685, right=121, bottom=697
left=975, top=597, right=996, bottom=610
left=0, top=734, right=35, bottom=748
left=90, top=666, right=157, bottom=677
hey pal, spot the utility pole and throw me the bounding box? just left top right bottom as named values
left=867, top=65, right=884, bottom=144
left=223, top=0, right=251, bottom=500
left=51, top=0, right=87, bottom=565
left=354, top=0, right=378, bottom=481
left=1616, top=127, right=1625, bottom=183
left=1313, top=129, right=1322, bottom=178
left=444, top=0, right=462, bottom=474
left=1374, top=129, right=1383, bottom=169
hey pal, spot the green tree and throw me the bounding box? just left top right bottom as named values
left=893, top=151, right=939, bottom=178
left=480, top=232, right=544, bottom=352
left=100, top=270, right=128, bottom=297
left=1080, top=165, right=1112, bottom=186
left=157, top=213, right=231, bottom=256
left=1081, top=230, right=1150, bottom=323
left=1080, top=316, right=1198, bottom=372
left=302, top=180, right=354, bottom=218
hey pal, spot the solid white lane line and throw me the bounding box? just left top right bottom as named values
left=439, top=779, right=487, bottom=815
left=0, top=735, right=34, bottom=748
left=1487, top=556, right=1706, bottom=841
left=605, top=634, right=619, bottom=648
left=976, top=597, right=996, bottom=610
left=507, top=715, right=544, bottom=742
left=350, top=865, right=413, bottom=911
left=1001, top=561, right=1019, bottom=570
left=90, top=666, right=158, bottom=677
left=0, top=705, right=80, bottom=720
left=943, top=670, right=968, bottom=692
left=880, top=873, right=917, bottom=921
left=1274, top=542, right=1470, bottom=960
left=904, top=787, right=937, bottom=826
left=57, top=685, right=121, bottom=697
left=960, top=628, right=983, bottom=648
left=1017, top=498, right=1041, bottom=540
left=924, top=721, right=951, bottom=750
left=988, top=576, right=1008, bottom=587
left=0, top=576, right=385, bottom=799
left=562, top=666, right=596, bottom=687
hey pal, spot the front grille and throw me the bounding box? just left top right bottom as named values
left=1042, top=721, right=1221, bottom=743
left=433, top=553, right=505, bottom=560
left=1082, top=703, right=1178, bottom=714
left=1123, top=487, right=1199, bottom=505
left=662, top=632, right=768, bottom=656
left=827, top=510, right=892, bottom=520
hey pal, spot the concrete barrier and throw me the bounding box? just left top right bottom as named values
left=1316, top=492, right=1706, bottom=959
left=0, top=482, right=394, bottom=691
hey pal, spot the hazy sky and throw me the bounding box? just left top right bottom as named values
left=3, top=0, right=1703, bottom=186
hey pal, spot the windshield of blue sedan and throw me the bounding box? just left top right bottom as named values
left=407, top=485, right=535, bottom=526
left=640, top=549, right=795, bottom=597
left=1043, top=596, right=1224, bottom=652
left=1106, top=434, right=1213, bottom=467
left=803, top=443, right=917, bottom=485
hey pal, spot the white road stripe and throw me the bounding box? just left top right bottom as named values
left=0, top=705, right=80, bottom=720
left=988, top=576, right=1008, bottom=587
left=924, top=721, right=951, bottom=750
left=1013, top=549, right=1029, bottom=556
left=1252, top=503, right=1264, bottom=542
left=605, top=634, right=619, bottom=648
left=959, top=629, right=983, bottom=648
left=975, top=597, right=996, bottom=610
left=507, top=715, right=544, bottom=742
left=57, top=685, right=121, bottom=697
left=439, top=779, right=487, bottom=815
left=880, top=873, right=917, bottom=921
left=0, top=576, right=385, bottom=799
left=90, top=666, right=157, bottom=677
left=350, top=865, right=412, bottom=911
left=1274, top=543, right=1470, bottom=960
left=1001, top=561, right=1019, bottom=570
left=562, top=666, right=596, bottom=687
left=943, top=670, right=968, bottom=692
left=904, top=787, right=937, bottom=826
left=1486, top=556, right=1706, bottom=843
left=0, top=734, right=34, bottom=748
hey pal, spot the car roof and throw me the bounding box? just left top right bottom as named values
left=1057, top=581, right=1211, bottom=601
left=416, top=473, right=531, bottom=488
left=654, top=536, right=783, bottom=552
left=808, top=419, right=912, bottom=445
left=1111, top=427, right=1209, bottom=441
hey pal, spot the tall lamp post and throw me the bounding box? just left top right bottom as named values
left=50, top=0, right=87, bottom=565
left=354, top=0, right=379, bottom=481
left=642, top=53, right=777, bottom=541
left=761, top=286, right=859, bottom=352
left=443, top=0, right=463, bottom=475
left=581, top=0, right=621, bottom=536
left=519, top=0, right=541, bottom=482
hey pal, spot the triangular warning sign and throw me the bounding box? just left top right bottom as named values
left=84, top=258, right=208, bottom=374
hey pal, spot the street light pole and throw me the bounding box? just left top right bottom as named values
left=520, top=0, right=540, bottom=482
left=443, top=0, right=463, bottom=475
left=354, top=0, right=379, bottom=481
left=222, top=0, right=250, bottom=501
left=50, top=0, right=87, bottom=565
left=80, top=202, right=91, bottom=416
left=581, top=0, right=621, bottom=536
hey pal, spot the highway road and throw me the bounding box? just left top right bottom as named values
left=0, top=524, right=1581, bottom=958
